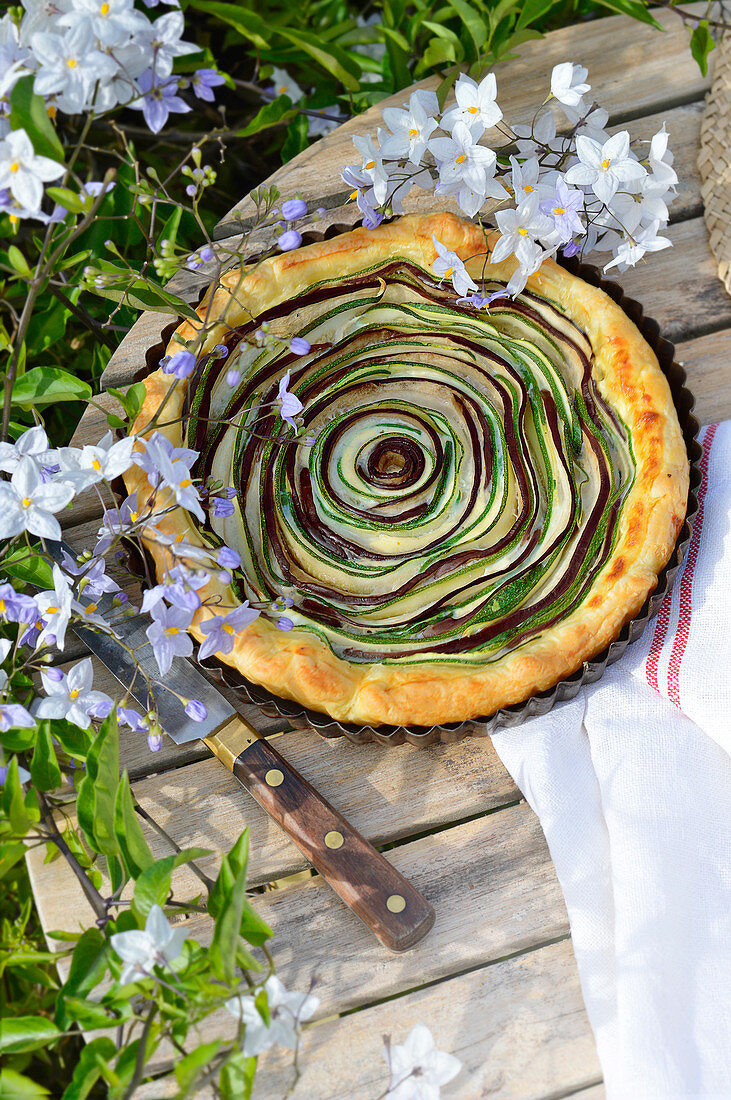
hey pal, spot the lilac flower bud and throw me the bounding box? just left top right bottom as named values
left=217, top=570, right=232, bottom=584
left=302, top=435, right=316, bottom=447
left=88, top=699, right=114, bottom=719
left=562, top=241, right=581, bottom=257
left=45, top=666, right=64, bottom=682
left=147, top=731, right=163, bottom=752
left=278, top=229, right=302, bottom=252
left=281, top=198, right=307, bottom=220
left=212, top=497, right=235, bottom=518
left=316, top=207, right=327, bottom=217
left=0, top=766, right=7, bottom=786
left=289, top=337, right=311, bottom=356
left=200, top=245, right=215, bottom=262
left=226, top=368, right=241, bottom=387
left=186, top=257, right=201, bottom=270
left=184, top=699, right=208, bottom=722
left=277, top=616, right=294, bottom=631
left=217, top=546, right=241, bottom=570
left=223, top=487, right=237, bottom=499
left=44, top=633, right=57, bottom=648
left=164, top=349, right=196, bottom=379
left=186, top=184, right=197, bottom=197
left=214, top=344, right=229, bottom=358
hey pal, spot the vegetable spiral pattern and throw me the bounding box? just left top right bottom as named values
left=186, top=258, right=635, bottom=667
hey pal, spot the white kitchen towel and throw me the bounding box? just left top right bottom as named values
left=492, top=421, right=731, bottom=1099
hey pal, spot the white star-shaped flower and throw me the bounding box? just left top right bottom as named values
left=441, top=72, right=502, bottom=137
left=565, top=130, right=646, bottom=206
left=110, top=905, right=188, bottom=985
left=490, top=192, right=553, bottom=267
left=58, top=0, right=147, bottom=47
left=0, top=425, right=50, bottom=475
left=380, top=89, right=439, bottom=166
left=268, top=65, right=303, bottom=104
left=384, top=1023, right=462, bottom=1100
left=352, top=132, right=390, bottom=204
left=603, top=219, right=671, bottom=273
left=141, top=9, right=197, bottom=78
left=225, top=975, right=320, bottom=1057
left=0, top=128, right=63, bottom=212
left=31, top=26, right=118, bottom=114
left=431, top=235, right=478, bottom=297
left=429, top=121, right=498, bottom=209
left=78, top=431, right=136, bottom=482
left=33, top=657, right=113, bottom=729
left=0, top=455, right=74, bottom=541
left=550, top=62, right=590, bottom=108
left=35, top=563, right=74, bottom=651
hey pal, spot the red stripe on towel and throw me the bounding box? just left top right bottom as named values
left=666, top=424, right=718, bottom=709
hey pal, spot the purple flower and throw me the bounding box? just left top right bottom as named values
left=355, top=188, right=383, bottom=230
left=456, top=294, right=489, bottom=309
left=191, top=68, right=225, bottom=102
left=223, top=487, right=237, bottom=499
left=87, top=698, right=114, bottom=720
left=281, top=198, right=307, bottom=220
left=197, top=603, right=260, bottom=660
left=44, top=666, right=64, bottom=682
left=0, top=584, right=39, bottom=625
left=118, top=706, right=149, bottom=732
left=289, top=337, right=311, bottom=355
left=277, top=369, right=304, bottom=429
left=200, top=245, right=214, bottom=262
left=0, top=703, right=35, bottom=732
left=539, top=177, right=585, bottom=243
left=276, top=616, right=294, bottom=631
left=184, top=699, right=208, bottom=722
left=488, top=288, right=509, bottom=304
left=278, top=229, right=302, bottom=251
left=226, top=369, right=241, bottom=387
left=163, top=349, right=196, bottom=379
left=132, top=70, right=191, bottom=135
left=217, top=546, right=241, bottom=570
left=146, top=604, right=194, bottom=675
left=211, top=497, right=235, bottom=518
left=147, top=731, right=163, bottom=752
left=302, top=435, right=316, bottom=447
left=562, top=240, right=581, bottom=258
left=77, top=557, right=119, bottom=601
left=214, top=344, right=229, bottom=358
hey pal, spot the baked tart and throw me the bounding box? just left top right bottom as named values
left=126, top=212, right=690, bottom=727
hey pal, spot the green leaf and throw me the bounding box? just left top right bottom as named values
left=1, top=548, right=53, bottom=590
left=133, top=847, right=211, bottom=918
left=55, top=929, right=108, bottom=1029
left=113, top=771, right=154, bottom=879
left=277, top=28, right=362, bottom=91
left=61, top=998, right=115, bottom=1030
left=9, top=75, right=64, bottom=163
left=60, top=1038, right=117, bottom=1100
left=219, top=1051, right=257, bottom=1100
left=89, top=277, right=200, bottom=321
left=2, top=758, right=32, bottom=836
left=690, top=20, right=715, bottom=76
left=76, top=709, right=119, bottom=859
left=30, top=722, right=63, bottom=792
left=281, top=114, right=309, bottom=163
left=12, top=366, right=92, bottom=408
left=106, top=381, right=146, bottom=422
left=6, top=245, right=32, bottom=277
left=514, top=0, right=557, bottom=32
left=174, top=1041, right=222, bottom=1092
left=0, top=1069, right=51, bottom=1099
left=208, top=830, right=271, bottom=981
left=0, top=841, right=27, bottom=880
left=418, top=36, right=458, bottom=72
left=155, top=204, right=183, bottom=254
left=0, top=1016, right=60, bottom=1054
left=45, top=186, right=86, bottom=215
left=592, top=0, right=663, bottom=28
left=446, top=0, right=487, bottom=51
left=236, top=95, right=296, bottom=138
left=185, top=1, right=269, bottom=48
left=51, top=719, right=92, bottom=760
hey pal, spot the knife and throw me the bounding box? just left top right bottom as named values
left=49, top=544, right=435, bottom=952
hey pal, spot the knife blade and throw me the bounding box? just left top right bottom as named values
left=50, top=543, right=435, bottom=951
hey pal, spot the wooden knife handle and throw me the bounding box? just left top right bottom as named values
left=204, top=717, right=435, bottom=952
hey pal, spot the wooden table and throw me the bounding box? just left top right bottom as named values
left=28, top=5, right=731, bottom=1097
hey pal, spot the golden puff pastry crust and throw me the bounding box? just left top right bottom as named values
left=126, top=212, right=689, bottom=726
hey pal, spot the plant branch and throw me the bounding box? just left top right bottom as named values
left=36, top=789, right=108, bottom=923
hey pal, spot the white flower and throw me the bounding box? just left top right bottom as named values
left=57, top=0, right=147, bottom=47
left=225, top=975, right=320, bottom=1057
left=441, top=72, right=502, bottom=137
left=142, top=9, right=196, bottom=78
left=0, top=456, right=74, bottom=541
left=384, top=1023, right=462, bottom=1100
left=0, top=128, right=63, bottom=212
left=35, top=563, right=73, bottom=651
left=78, top=430, right=135, bottom=482
left=0, top=425, right=50, bottom=475
left=603, top=219, right=672, bottom=273
left=490, top=192, right=553, bottom=267
left=550, top=62, right=590, bottom=108
left=647, top=123, right=677, bottom=190
left=33, top=657, right=113, bottom=729
left=268, top=65, right=303, bottom=104
left=307, top=107, right=343, bottom=139
left=431, top=235, right=478, bottom=297
left=19, top=0, right=72, bottom=44
left=110, top=904, right=188, bottom=985
left=430, top=121, right=501, bottom=216
left=31, top=26, right=117, bottom=114
left=562, top=103, right=609, bottom=146
left=380, top=89, right=439, bottom=166
left=565, top=131, right=645, bottom=206
left=93, top=39, right=150, bottom=112
left=352, top=132, right=390, bottom=204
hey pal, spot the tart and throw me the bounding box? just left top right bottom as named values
left=126, top=212, right=689, bottom=727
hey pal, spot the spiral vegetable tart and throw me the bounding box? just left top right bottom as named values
left=127, top=212, right=689, bottom=726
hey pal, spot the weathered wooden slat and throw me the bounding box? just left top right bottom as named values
left=215, top=4, right=712, bottom=235
left=29, top=802, right=572, bottom=1030
left=674, top=328, right=731, bottom=425
left=132, top=939, right=598, bottom=1100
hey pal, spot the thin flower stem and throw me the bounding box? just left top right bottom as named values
left=36, top=788, right=108, bottom=923
left=134, top=803, right=215, bottom=891
left=121, top=1001, right=158, bottom=1100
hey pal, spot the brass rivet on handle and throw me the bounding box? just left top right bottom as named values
left=324, top=830, right=344, bottom=849
left=265, top=768, right=284, bottom=787
left=386, top=894, right=406, bottom=913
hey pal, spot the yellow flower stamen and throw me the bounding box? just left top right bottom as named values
left=92, top=458, right=102, bottom=471
left=47, top=606, right=58, bottom=615
left=444, top=266, right=453, bottom=278
left=523, top=184, right=534, bottom=193
left=553, top=207, right=565, bottom=215
left=100, top=2, right=110, bottom=12
left=10, top=162, right=20, bottom=174
left=21, top=496, right=32, bottom=507
left=349, top=189, right=358, bottom=200
left=166, top=626, right=179, bottom=635
left=9, top=214, right=19, bottom=225
left=468, top=106, right=479, bottom=114
left=174, top=533, right=184, bottom=542
left=223, top=624, right=235, bottom=635
left=601, top=158, right=611, bottom=169
left=0, top=600, right=5, bottom=613
left=47, top=104, right=57, bottom=119
left=278, top=85, right=288, bottom=95
left=69, top=689, right=80, bottom=700
left=456, top=154, right=466, bottom=165
left=408, top=128, right=418, bottom=138
left=179, top=478, right=192, bottom=488
left=67, top=57, right=77, bottom=68
left=86, top=603, right=98, bottom=614
left=518, top=227, right=528, bottom=236
left=365, top=160, right=375, bottom=170
left=129, top=510, right=139, bottom=522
